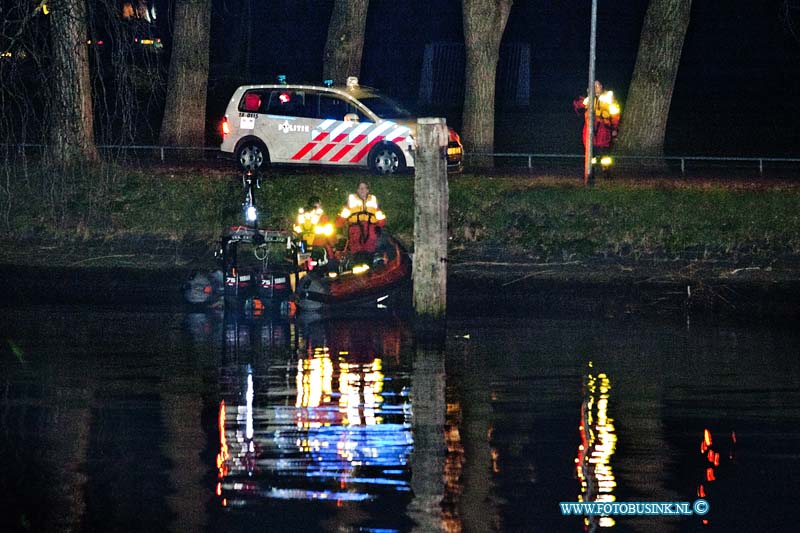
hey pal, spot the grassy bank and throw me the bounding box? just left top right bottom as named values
left=2, top=163, right=800, bottom=269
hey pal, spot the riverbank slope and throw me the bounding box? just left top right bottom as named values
left=2, top=164, right=799, bottom=318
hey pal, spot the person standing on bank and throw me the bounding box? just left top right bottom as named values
left=574, top=80, right=621, bottom=156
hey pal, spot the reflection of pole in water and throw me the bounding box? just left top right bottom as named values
left=575, top=364, right=617, bottom=530
left=409, top=331, right=447, bottom=531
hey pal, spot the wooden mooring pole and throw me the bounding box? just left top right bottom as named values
left=413, top=117, right=449, bottom=318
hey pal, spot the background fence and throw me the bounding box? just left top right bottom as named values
left=4, top=144, right=800, bottom=175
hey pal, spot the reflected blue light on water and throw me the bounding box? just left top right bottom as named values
left=223, top=488, right=375, bottom=502
left=215, top=315, right=414, bottom=508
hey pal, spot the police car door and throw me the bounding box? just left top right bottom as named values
left=287, top=94, right=378, bottom=168
left=261, top=89, right=317, bottom=164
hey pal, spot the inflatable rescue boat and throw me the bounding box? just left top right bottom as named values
left=296, top=235, right=410, bottom=311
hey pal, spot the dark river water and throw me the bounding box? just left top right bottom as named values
left=1, top=303, right=798, bottom=532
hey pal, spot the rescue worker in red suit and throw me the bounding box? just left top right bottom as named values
left=336, top=181, right=386, bottom=254
left=574, top=80, right=621, bottom=154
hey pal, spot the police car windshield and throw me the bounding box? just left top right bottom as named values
left=358, top=95, right=413, bottom=119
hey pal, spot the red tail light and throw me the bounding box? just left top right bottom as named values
left=222, top=117, right=230, bottom=136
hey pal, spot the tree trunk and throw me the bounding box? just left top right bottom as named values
left=160, top=0, right=211, bottom=147
left=462, top=0, right=513, bottom=166
left=322, top=0, right=370, bottom=84
left=49, top=0, right=98, bottom=165
left=616, top=0, right=692, bottom=164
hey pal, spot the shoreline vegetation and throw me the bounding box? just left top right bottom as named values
left=2, top=163, right=800, bottom=286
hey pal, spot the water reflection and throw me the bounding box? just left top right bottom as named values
left=576, top=364, right=617, bottom=530
left=214, top=312, right=415, bottom=509
left=696, top=427, right=736, bottom=527
left=3, top=306, right=799, bottom=532
left=442, top=398, right=465, bottom=532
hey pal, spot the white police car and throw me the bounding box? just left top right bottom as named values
left=220, top=77, right=463, bottom=175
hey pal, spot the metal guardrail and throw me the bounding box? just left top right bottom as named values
left=1, top=143, right=222, bottom=162
left=100, top=145, right=222, bottom=161
left=4, top=143, right=800, bottom=174
left=469, top=152, right=800, bottom=175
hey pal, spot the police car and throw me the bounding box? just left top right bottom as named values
left=220, top=77, right=463, bottom=175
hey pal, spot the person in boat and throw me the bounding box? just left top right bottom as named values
left=293, top=196, right=335, bottom=269
left=336, top=181, right=387, bottom=256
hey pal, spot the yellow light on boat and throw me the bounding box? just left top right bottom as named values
left=314, top=223, right=334, bottom=236
left=42, top=3, right=50, bottom=15
left=600, top=156, right=612, bottom=167
left=352, top=264, right=370, bottom=275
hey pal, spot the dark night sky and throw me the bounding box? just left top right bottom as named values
left=206, top=0, right=800, bottom=155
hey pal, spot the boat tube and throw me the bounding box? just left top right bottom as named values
left=296, top=234, right=411, bottom=311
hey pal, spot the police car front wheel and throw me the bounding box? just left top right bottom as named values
left=236, top=141, right=268, bottom=171
left=368, top=143, right=405, bottom=175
